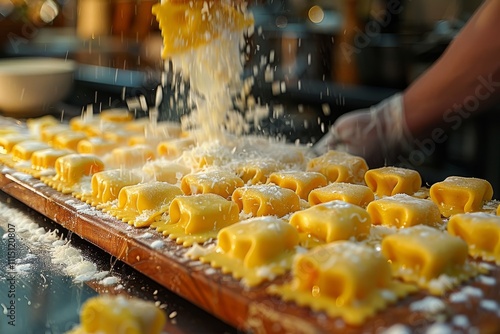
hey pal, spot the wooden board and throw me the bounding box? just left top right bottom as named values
left=1, top=170, right=500, bottom=333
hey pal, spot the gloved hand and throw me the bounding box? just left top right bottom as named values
left=313, top=93, right=413, bottom=167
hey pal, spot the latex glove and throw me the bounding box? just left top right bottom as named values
left=314, top=93, right=413, bottom=167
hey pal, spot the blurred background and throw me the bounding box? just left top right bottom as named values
left=0, top=0, right=499, bottom=193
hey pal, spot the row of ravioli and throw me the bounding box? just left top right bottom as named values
left=1, top=113, right=500, bottom=326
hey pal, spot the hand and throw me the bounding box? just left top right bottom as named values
left=314, top=93, right=413, bottom=167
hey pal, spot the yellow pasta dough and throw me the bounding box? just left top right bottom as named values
left=42, top=154, right=105, bottom=194
left=181, top=169, right=244, bottom=199
left=0, top=133, right=35, bottom=154
left=103, top=182, right=183, bottom=227
left=198, top=216, right=299, bottom=286
left=86, top=169, right=143, bottom=206
left=381, top=225, right=479, bottom=294
left=157, top=138, right=195, bottom=158
left=366, top=194, right=442, bottom=228
left=52, top=131, right=87, bottom=151
left=153, top=193, right=239, bottom=246
left=107, top=145, right=156, bottom=169
left=67, top=295, right=166, bottom=334
left=289, top=200, right=371, bottom=248
left=235, top=159, right=282, bottom=185
left=429, top=176, right=494, bottom=217
left=268, top=171, right=328, bottom=200
left=306, top=150, right=368, bottom=184
left=232, top=184, right=301, bottom=217
left=308, top=182, right=374, bottom=207
left=76, top=137, right=119, bottom=157
left=142, top=160, right=191, bottom=184
left=448, top=212, right=500, bottom=264
left=11, top=140, right=51, bottom=162
left=364, top=166, right=422, bottom=196
left=268, top=241, right=416, bottom=326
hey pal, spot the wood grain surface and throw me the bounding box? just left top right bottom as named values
left=1, top=170, right=499, bottom=334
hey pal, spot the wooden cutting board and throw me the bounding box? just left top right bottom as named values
left=1, top=170, right=499, bottom=333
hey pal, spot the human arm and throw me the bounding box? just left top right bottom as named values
left=321, top=0, right=500, bottom=166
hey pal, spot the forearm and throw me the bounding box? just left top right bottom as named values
left=403, top=0, right=500, bottom=137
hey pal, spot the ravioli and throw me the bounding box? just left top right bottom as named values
left=268, top=171, right=327, bottom=200
left=52, top=131, right=87, bottom=151
left=19, top=148, right=72, bottom=178
left=76, top=137, right=119, bottom=157
left=80, top=169, right=143, bottom=206
left=157, top=138, right=195, bottom=158
left=429, top=176, right=493, bottom=217
left=268, top=241, right=416, bottom=325
left=181, top=169, right=244, bottom=199
left=381, top=225, right=480, bottom=294
left=142, top=160, right=191, bottom=184
left=107, top=145, right=156, bottom=169
left=103, top=182, right=183, bottom=227
left=195, top=216, right=299, bottom=286
left=306, top=150, right=368, bottom=184
left=42, top=154, right=105, bottom=194
left=232, top=184, right=301, bottom=217
left=448, top=212, right=500, bottom=264
left=235, top=159, right=282, bottom=185
left=67, top=295, right=166, bottom=334
left=153, top=193, right=239, bottom=246
left=364, top=166, right=422, bottom=196
left=308, top=182, right=374, bottom=207
left=367, top=194, right=442, bottom=228
left=0, top=133, right=35, bottom=154
left=289, top=200, right=371, bottom=248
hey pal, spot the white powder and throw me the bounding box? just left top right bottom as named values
left=425, top=323, right=453, bottom=334
left=451, top=314, right=470, bottom=328
left=382, top=324, right=411, bottom=334
left=410, top=296, right=447, bottom=314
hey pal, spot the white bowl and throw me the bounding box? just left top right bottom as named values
left=0, top=57, right=76, bottom=117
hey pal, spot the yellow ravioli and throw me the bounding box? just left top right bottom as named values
left=153, top=193, right=239, bottom=246
left=364, top=166, right=422, bottom=196
left=40, top=124, right=70, bottom=144
left=306, top=150, right=368, bottom=184
left=0, top=133, right=35, bottom=154
left=157, top=138, right=195, bottom=158
left=42, top=154, right=105, bottom=194
left=181, top=169, right=244, bottom=199
left=80, top=169, right=143, bottom=206
left=99, top=109, right=134, bottom=122
left=196, top=216, right=299, bottom=287
left=289, top=200, right=371, bottom=248
left=142, top=160, right=191, bottom=184
left=107, top=145, right=156, bottom=169
left=367, top=194, right=442, bottom=228
left=268, top=171, right=328, bottom=200
left=448, top=212, right=500, bottom=264
left=103, top=182, right=183, bottom=227
left=68, top=295, right=166, bottom=334
left=12, top=140, right=51, bottom=161
left=235, top=159, right=282, bottom=185
left=17, top=148, right=72, bottom=178
left=430, top=176, right=493, bottom=217
left=268, top=241, right=416, bottom=326
left=232, top=184, right=301, bottom=218
left=52, top=131, right=87, bottom=151
left=308, top=182, right=374, bottom=207
left=77, top=137, right=119, bottom=157
left=381, top=225, right=480, bottom=294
